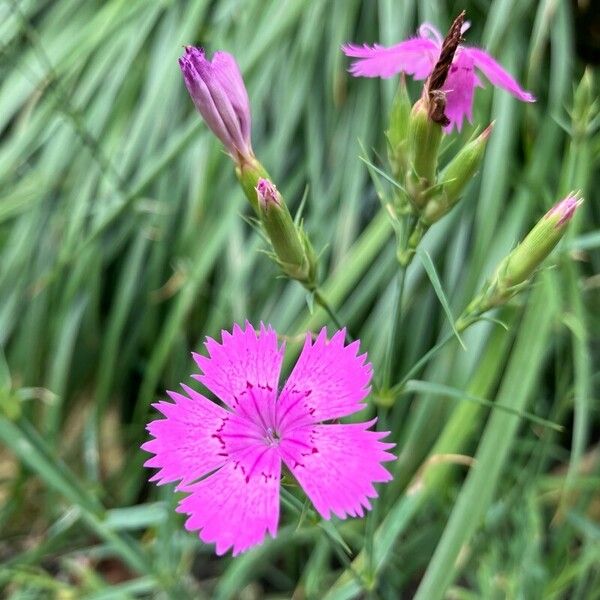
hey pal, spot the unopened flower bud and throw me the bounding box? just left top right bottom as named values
left=498, top=194, right=582, bottom=287
left=256, top=179, right=317, bottom=287
left=459, top=193, right=583, bottom=323
left=422, top=123, right=493, bottom=224
left=179, top=46, right=254, bottom=165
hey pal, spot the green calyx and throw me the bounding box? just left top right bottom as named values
left=458, top=194, right=582, bottom=322
left=258, top=182, right=318, bottom=288
left=236, top=156, right=270, bottom=214
left=406, top=98, right=443, bottom=208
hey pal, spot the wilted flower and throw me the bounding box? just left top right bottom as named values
left=143, top=323, right=394, bottom=556
left=343, top=21, right=535, bottom=131
left=179, top=46, right=253, bottom=163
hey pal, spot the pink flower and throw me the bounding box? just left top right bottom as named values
left=142, top=323, right=394, bottom=556
left=342, top=23, right=535, bottom=132
left=256, top=178, right=282, bottom=208
left=179, top=46, right=253, bottom=163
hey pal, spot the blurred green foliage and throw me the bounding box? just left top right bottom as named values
left=0, top=0, right=598, bottom=598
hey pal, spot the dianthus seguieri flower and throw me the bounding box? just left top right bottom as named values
left=343, top=14, right=535, bottom=131
left=179, top=46, right=254, bottom=164
left=143, top=323, right=394, bottom=556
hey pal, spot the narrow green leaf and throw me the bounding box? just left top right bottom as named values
left=404, top=379, right=563, bottom=431
left=416, top=247, right=465, bottom=349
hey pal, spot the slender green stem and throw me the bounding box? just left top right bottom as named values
left=363, top=483, right=380, bottom=587
left=398, top=220, right=428, bottom=266
left=381, top=266, right=407, bottom=389
left=380, top=214, right=413, bottom=391
left=280, top=487, right=365, bottom=589
left=391, top=331, right=455, bottom=394
left=314, top=288, right=352, bottom=339
left=391, top=316, right=477, bottom=394
left=280, top=486, right=311, bottom=517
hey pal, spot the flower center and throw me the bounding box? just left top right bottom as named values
left=264, top=426, right=281, bottom=447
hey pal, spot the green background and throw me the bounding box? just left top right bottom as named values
left=0, top=0, right=598, bottom=598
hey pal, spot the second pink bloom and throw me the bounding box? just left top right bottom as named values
left=343, top=23, right=535, bottom=131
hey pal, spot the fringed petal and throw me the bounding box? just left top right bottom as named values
left=466, top=47, right=535, bottom=102
left=276, top=328, right=372, bottom=426
left=281, top=420, right=395, bottom=520
left=141, top=385, right=228, bottom=486
left=442, top=49, right=477, bottom=132
left=342, top=37, right=439, bottom=79
left=177, top=450, right=281, bottom=556
left=192, top=322, right=284, bottom=410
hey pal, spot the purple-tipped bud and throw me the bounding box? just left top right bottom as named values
left=255, top=178, right=317, bottom=286
left=256, top=178, right=282, bottom=209
left=460, top=192, right=583, bottom=322
left=179, top=46, right=253, bottom=164
left=544, top=194, right=581, bottom=227
left=497, top=192, right=582, bottom=288
left=480, top=121, right=495, bottom=140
